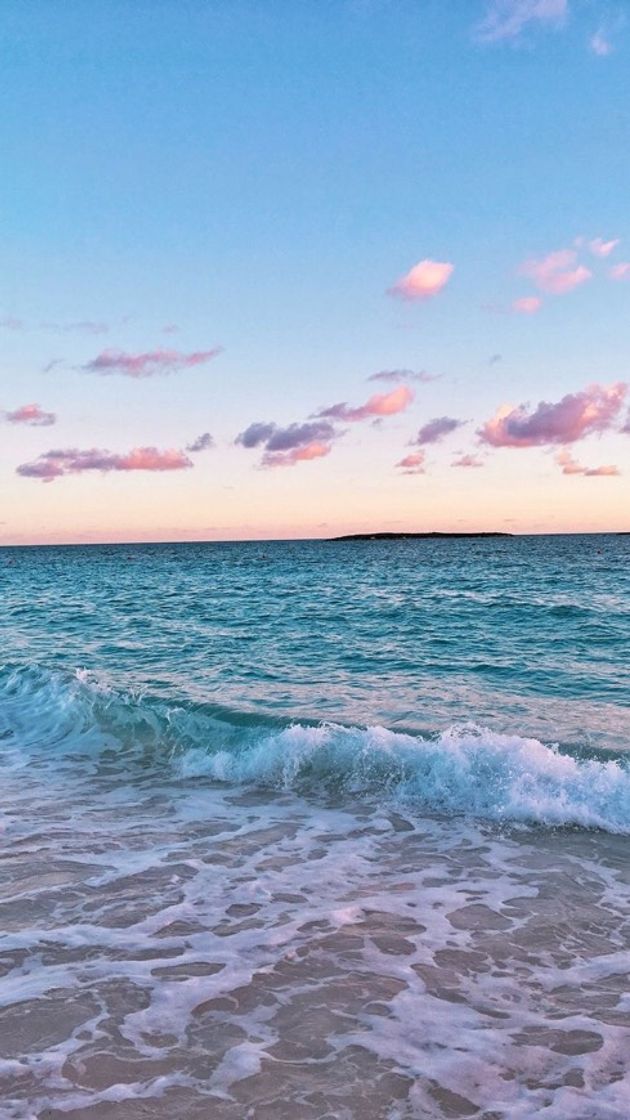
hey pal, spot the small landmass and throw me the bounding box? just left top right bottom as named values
left=330, top=531, right=513, bottom=541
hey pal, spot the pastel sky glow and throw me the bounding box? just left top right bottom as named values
left=1, top=0, right=629, bottom=543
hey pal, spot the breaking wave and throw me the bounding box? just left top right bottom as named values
left=1, top=663, right=629, bottom=834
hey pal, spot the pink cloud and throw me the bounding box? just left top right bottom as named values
left=556, top=449, right=620, bottom=477
left=237, top=419, right=339, bottom=468
left=262, top=441, right=332, bottom=469
left=585, top=464, right=620, bottom=476
left=452, top=454, right=484, bottom=468
left=479, top=382, right=627, bottom=448
left=115, top=448, right=192, bottom=471
left=555, top=448, right=584, bottom=474
left=318, top=385, right=414, bottom=422
left=512, top=295, right=543, bottom=314
left=388, top=260, right=454, bottom=302
left=4, top=403, right=56, bottom=427
left=396, top=451, right=426, bottom=474
left=17, top=446, right=193, bottom=482
left=476, top=0, right=568, bottom=43
left=589, top=237, right=619, bottom=257
left=519, top=249, right=592, bottom=295
left=0, top=316, right=24, bottom=330
left=81, top=347, right=222, bottom=378
left=610, top=262, right=630, bottom=281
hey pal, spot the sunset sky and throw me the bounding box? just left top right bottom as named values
left=1, top=0, right=629, bottom=544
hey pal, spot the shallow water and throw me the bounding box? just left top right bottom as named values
left=1, top=536, right=629, bottom=1118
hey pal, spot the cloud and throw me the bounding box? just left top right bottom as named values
left=4, top=403, right=56, bottom=427
left=512, top=295, right=543, bottom=314
left=238, top=387, right=413, bottom=471
left=263, top=442, right=332, bottom=468
left=479, top=382, right=627, bottom=447
left=236, top=418, right=338, bottom=468
left=367, top=369, right=439, bottom=384
left=388, top=259, right=454, bottom=302
left=186, top=432, right=214, bottom=453
left=590, top=28, right=613, bottom=56
left=555, top=448, right=584, bottom=475
left=235, top=421, right=278, bottom=449
left=266, top=420, right=337, bottom=452
left=17, top=446, right=193, bottom=482
left=589, top=237, right=619, bottom=257
left=318, top=385, right=414, bottom=422
left=476, top=0, right=568, bottom=43
left=519, top=249, right=592, bottom=295
left=43, top=359, right=67, bottom=375
left=396, top=451, right=426, bottom=474
left=610, top=262, right=630, bottom=281
left=81, top=347, right=223, bottom=378
left=413, top=416, right=463, bottom=445
left=556, top=449, right=620, bottom=476
left=162, top=323, right=180, bottom=334
left=452, top=454, right=484, bottom=468
left=584, top=464, right=620, bottom=476
left=0, top=316, right=24, bottom=330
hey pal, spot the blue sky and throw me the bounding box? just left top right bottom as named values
left=1, top=0, right=629, bottom=542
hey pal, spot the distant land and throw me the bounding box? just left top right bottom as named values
left=330, top=531, right=513, bottom=541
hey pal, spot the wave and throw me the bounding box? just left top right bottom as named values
left=1, top=663, right=630, bottom=833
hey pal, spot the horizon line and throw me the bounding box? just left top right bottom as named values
left=1, top=529, right=629, bottom=549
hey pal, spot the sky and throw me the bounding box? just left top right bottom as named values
left=1, top=0, right=629, bottom=544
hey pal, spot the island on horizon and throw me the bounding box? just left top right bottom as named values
left=330, top=531, right=513, bottom=541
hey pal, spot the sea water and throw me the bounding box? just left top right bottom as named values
left=0, top=535, right=629, bottom=1119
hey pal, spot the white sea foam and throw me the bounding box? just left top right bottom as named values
left=2, top=772, right=628, bottom=1119
left=2, top=664, right=630, bottom=1118
left=176, top=722, right=630, bottom=833
left=2, top=664, right=629, bottom=834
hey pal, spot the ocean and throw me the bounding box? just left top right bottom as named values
left=1, top=534, right=629, bottom=1119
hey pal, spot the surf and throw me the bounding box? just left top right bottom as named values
left=2, top=663, right=629, bottom=835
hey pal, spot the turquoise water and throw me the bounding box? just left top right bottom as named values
left=1, top=535, right=629, bottom=1118
left=4, top=535, right=630, bottom=733
left=2, top=535, right=629, bottom=810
